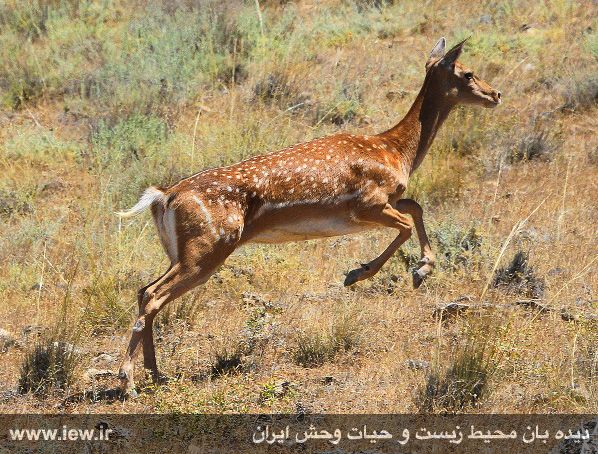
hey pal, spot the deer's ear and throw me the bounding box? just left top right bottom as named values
left=426, top=37, right=446, bottom=69
left=440, top=38, right=468, bottom=69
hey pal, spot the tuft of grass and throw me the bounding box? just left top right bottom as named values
left=493, top=251, right=545, bottom=299
left=315, top=82, right=364, bottom=126
left=210, top=344, right=246, bottom=378
left=0, top=189, right=33, bottom=218
left=418, top=321, right=504, bottom=413
left=561, top=75, right=598, bottom=112
left=155, top=294, right=202, bottom=331
left=293, top=333, right=331, bottom=367
left=509, top=130, right=558, bottom=163
left=81, top=276, right=132, bottom=335
left=293, top=311, right=361, bottom=367
left=253, top=72, right=308, bottom=110
left=18, top=338, right=79, bottom=396
left=90, top=114, right=169, bottom=169
left=3, top=127, right=81, bottom=162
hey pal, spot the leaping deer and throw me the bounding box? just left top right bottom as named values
left=117, top=38, right=501, bottom=395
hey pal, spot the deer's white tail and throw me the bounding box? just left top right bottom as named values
left=116, top=187, right=167, bottom=218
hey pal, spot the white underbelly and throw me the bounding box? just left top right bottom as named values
left=248, top=217, right=371, bottom=244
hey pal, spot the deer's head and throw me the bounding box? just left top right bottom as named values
left=425, top=37, right=501, bottom=108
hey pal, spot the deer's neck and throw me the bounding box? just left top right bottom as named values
left=380, top=74, right=454, bottom=174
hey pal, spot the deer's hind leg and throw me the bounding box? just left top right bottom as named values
left=119, top=198, right=244, bottom=396
left=343, top=199, right=434, bottom=288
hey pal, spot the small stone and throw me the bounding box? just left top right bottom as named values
left=405, top=359, right=429, bottom=370
left=274, top=381, right=292, bottom=397
left=84, top=368, right=117, bottom=381
left=0, top=328, right=17, bottom=352
left=93, top=353, right=117, bottom=364
left=21, top=325, right=43, bottom=337
left=547, top=267, right=565, bottom=276
left=41, top=180, right=65, bottom=193
left=433, top=297, right=473, bottom=321
left=386, top=90, right=408, bottom=101
left=52, top=341, right=84, bottom=355
left=515, top=299, right=550, bottom=314
left=479, top=15, right=493, bottom=24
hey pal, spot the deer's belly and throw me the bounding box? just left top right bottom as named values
left=247, top=216, right=371, bottom=244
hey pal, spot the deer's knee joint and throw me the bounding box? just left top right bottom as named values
left=132, top=317, right=145, bottom=332
left=396, top=199, right=423, bottom=218
left=400, top=221, right=414, bottom=237
left=137, top=289, right=153, bottom=312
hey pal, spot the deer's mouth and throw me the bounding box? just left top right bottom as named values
left=483, top=95, right=501, bottom=108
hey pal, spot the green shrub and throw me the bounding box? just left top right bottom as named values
left=3, top=127, right=81, bottom=162
left=399, top=221, right=484, bottom=272
left=90, top=114, right=168, bottom=169
left=315, top=82, right=364, bottom=125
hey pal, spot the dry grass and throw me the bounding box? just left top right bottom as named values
left=0, top=0, right=596, bottom=414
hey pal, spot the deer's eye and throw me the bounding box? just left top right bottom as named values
left=464, top=72, right=474, bottom=80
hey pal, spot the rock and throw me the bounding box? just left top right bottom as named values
left=52, top=342, right=84, bottom=355
left=40, top=180, right=65, bottom=193
left=322, top=376, right=335, bottom=385
left=515, top=299, right=550, bottom=314
left=405, top=359, right=429, bottom=370
left=93, top=353, right=117, bottom=364
left=295, top=401, right=308, bottom=418
left=559, top=309, right=578, bottom=322
left=386, top=90, right=408, bottom=101
left=273, top=381, right=292, bottom=398
left=84, top=368, right=117, bottom=381
left=433, top=296, right=473, bottom=321
left=0, top=328, right=17, bottom=352
left=21, top=325, right=43, bottom=337
left=547, top=267, right=565, bottom=276
left=519, top=23, right=533, bottom=32
left=479, top=14, right=493, bottom=24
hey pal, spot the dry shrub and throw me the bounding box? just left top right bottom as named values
left=509, top=130, right=558, bottom=163
left=418, top=320, right=504, bottom=413
left=81, top=277, right=132, bottom=335
left=293, top=311, right=361, bottom=367
left=561, top=75, right=598, bottom=112
left=493, top=251, right=545, bottom=299
left=210, top=344, right=246, bottom=378
left=156, top=293, right=203, bottom=331
left=18, top=339, right=79, bottom=396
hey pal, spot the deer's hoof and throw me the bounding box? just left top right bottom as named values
left=344, top=268, right=362, bottom=286
left=118, top=369, right=138, bottom=399
left=412, top=269, right=427, bottom=289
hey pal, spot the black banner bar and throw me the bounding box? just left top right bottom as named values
left=0, top=414, right=596, bottom=453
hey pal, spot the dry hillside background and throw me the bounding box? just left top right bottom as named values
left=0, top=0, right=596, bottom=414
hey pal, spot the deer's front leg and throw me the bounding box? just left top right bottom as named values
left=344, top=203, right=413, bottom=286
left=395, top=199, right=435, bottom=288
left=343, top=199, right=434, bottom=288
